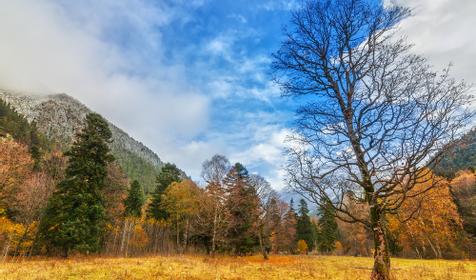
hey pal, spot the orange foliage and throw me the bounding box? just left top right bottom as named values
left=0, top=137, right=33, bottom=209
left=388, top=170, right=465, bottom=258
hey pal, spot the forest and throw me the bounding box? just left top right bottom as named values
left=1, top=0, right=476, bottom=280
left=0, top=93, right=475, bottom=271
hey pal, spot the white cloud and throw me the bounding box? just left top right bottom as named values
left=231, top=126, right=292, bottom=190
left=260, top=0, right=300, bottom=11
left=391, top=0, right=476, bottom=84
left=0, top=0, right=210, bottom=166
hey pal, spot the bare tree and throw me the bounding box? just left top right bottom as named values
left=249, top=174, right=279, bottom=260
left=201, top=154, right=231, bottom=255
left=272, top=0, right=473, bottom=279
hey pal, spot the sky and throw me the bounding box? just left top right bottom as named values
left=0, top=0, right=475, bottom=190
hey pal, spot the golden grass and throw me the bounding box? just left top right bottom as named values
left=0, top=255, right=475, bottom=280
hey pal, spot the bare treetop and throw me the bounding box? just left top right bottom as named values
left=272, top=0, right=473, bottom=279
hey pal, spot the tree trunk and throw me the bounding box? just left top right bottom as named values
left=183, top=218, right=190, bottom=254
left=370, top=207, right=391, bottom=280
left=62, top=246, right=68, bottom=258
left=120, top=219, right=128, bottom=254
left=125, top=220, right=134, bottom=257
left=2, top=239, right=10, bottom=262
left=211, top=204, right=218, bottom=256
left=258, top=227, right=268, bottom=260
left=176, top=215, right=181, bottom=254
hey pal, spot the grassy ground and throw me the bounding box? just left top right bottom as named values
left=0, top=255, right=475, bottom=280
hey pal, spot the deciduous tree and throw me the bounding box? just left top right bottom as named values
left=272, top=0, right=472, bottom=278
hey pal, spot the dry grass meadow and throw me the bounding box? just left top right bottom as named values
left=0, top=255, right=475, bottom=280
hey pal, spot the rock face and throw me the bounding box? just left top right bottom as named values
left=0, top=90, right=163, bottom=191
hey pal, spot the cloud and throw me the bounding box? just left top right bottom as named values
left=390, top=0, right=476, bottom=84
left=259, top=0, right=300, bottom=11
left=0, top=0, right=210, bottom=165
left=231, top=127, right=291, bottom=190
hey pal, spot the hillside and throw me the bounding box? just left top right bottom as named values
left=0, top=90, right=163, bottom=192
left=433, top=129, right=476, bottom=178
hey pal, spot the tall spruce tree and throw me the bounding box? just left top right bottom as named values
left=317, top=199, right=338, bottom=253
left=38, top=113, right=113, bottom=257
left=124, top=180, right=145, bottom=218
left=224, top=163, right=259, bottom=255
left=147, top=163, right=181, bottom=220
left=296, top=199, right=316, bottom=252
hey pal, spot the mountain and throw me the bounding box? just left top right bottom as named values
left=0, top=90, right=163, bottom=192
left=433, top=128, right=476, bottom=178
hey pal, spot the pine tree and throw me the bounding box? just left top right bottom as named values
left=224, top=163, right=259, bottom=255
left=38, top=113, right=113, bottom=257
left=147, top=163, right=181, bottom=220
left=296, top=199, right=316, bottom=252
left=124, top=180, right=145, bottom=218
left=280, top=199, right=298, bottom=253
left=317, top=199, right=338, bottom=253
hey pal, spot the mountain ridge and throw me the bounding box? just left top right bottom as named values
left=0, top=90, right=164, bottom=191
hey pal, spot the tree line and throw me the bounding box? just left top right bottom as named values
left=1, top=105, right=475, bottom=261
left=0, top=110, right=337, bottom=258
left=2, top=1, right=476, bottom=279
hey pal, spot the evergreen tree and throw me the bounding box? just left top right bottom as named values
left=296, top=199, right=316, bottom=252
left=147, top=163, right=182, bottom=220
left=317, top=199, right=338, bottom=253
left=38, top=113, right=113, bottom=257
left=224, top=163, right=259, bottom=255
left=280, top=200, right=298, bottom=253
left=124, top=180, right=145, bottom=218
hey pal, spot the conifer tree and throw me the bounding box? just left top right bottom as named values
left=317, top=199, right=338, bottom=253
left=147, top=163, right=181, bottom=220
left=38, top=113, right=113, bottom=257
left=124, top=180, right=145, bottom=218
left=296, top=199, right=316, bottom=252
left=224, top=163, right=259, bottom=255
left=281, top=200, right=298, bottom=253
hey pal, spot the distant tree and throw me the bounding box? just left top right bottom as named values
left=38, top=113, right=113, bottom=257
left=201, top=154, right=230, bottom=255
left=451, top=170, right=476, bottom=239
left=147, top=163, right=182, bottom=220
left=296, top=199, right=316, bottom=252
left=317, top=199, right=338, bottom=253
left=264, top=196, right=283, bottom=254
left=103, top=164, right=128, bottom=230
left=0, top=99, right=48, bottom=169
left=388, top=170, right=466, bottom=259
left=224, top=163, right=259, bottom=255
left=297, top=239, right=308, bottom=255
left=249, top=174, right=278, bottom=259
left=273, top=0, right=472, bottom=278
left=162, top=179, right=201, bottom=253
left=124, top=180, right=145, bottom=218
left=0, top=137, right=33, bottom=217
left=279, top=200, right=297, bottom=253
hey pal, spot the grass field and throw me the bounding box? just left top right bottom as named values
left=0, top=255, right=475, bottom=280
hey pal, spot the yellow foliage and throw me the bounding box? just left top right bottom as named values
left=297, top=239, right=308, bottom=255
left=334, top=241, right=344, bottom=255
left=129, top=224, right=149, bottom=249
left=388, top=169, right=465, bottom=258
left=0, top=217, right=37, bottom=255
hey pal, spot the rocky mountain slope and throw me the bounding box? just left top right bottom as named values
left=0, top=90, right=163, bottom=192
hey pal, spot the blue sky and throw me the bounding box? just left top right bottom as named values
left=0, top=0, right=475, bottom=190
